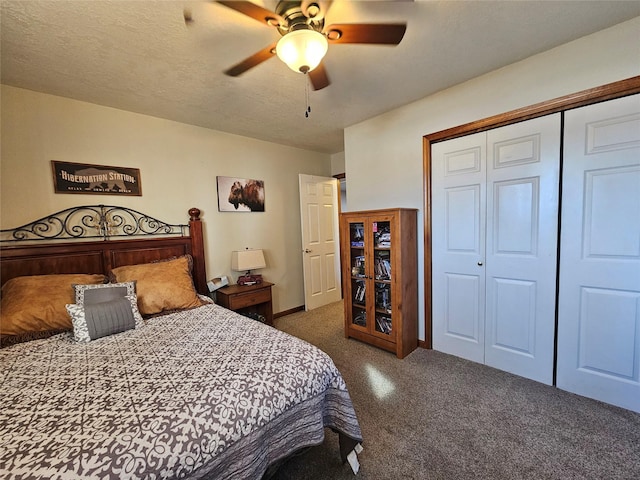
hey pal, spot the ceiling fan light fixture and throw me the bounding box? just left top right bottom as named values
left=275, top=29, right=328, bottom=73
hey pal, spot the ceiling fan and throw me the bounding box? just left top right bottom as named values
left=188, top=1, right=407, bottom=90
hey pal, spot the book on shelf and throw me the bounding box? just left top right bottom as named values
left=351, top=225, right=365, bottom=247
left=354, top=312, right=367, bottom=327
left=375, top=315, right=392, bottom=335
left=375, top=284, right=392, bottom=312
left=353, top=280, right=366, bottom=304
left=351, top=255, right=366, bottom=277
left=374, top=255, right=391, bottom=280
left=374, top=225, right=391, bottom=247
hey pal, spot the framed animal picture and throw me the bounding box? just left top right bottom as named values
left=216, top=176, right=265, bottom=212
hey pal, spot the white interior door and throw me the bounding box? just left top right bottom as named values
left=484, top=115, right=560, bottom=385
left=298, top=174, right=342, bottom=311
left=557, top=94, right=640, bottom=412
left=432, top=132, right=487, bottom=363
left=432, top=115, right=560, bottom=385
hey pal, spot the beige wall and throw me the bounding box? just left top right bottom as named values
left=330, top=151, right=345, bottom=176
left=0, top=86, right=332, bottom=314
left=344, top=16, right=640, bottom=340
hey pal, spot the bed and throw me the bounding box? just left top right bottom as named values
left=0, top=206, right=362, bottom=479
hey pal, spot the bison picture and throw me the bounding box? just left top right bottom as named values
left=217, top=177, right=265, bottom=212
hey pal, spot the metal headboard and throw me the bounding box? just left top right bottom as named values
left=0, top=205, right=188, bottom=243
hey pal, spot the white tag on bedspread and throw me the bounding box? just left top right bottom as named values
left=347, top=450, right=360, bottom=474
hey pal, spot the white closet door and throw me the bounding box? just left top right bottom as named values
left=557, top=94, right=640, bottom=412
left=432, top=115, right=560, bottom=385
left=484, top=115, right=561, bottom=385
left=432, top=132, right=487, bottom=363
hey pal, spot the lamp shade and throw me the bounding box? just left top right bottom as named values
left=231, top=249, right=266, bottom=272
left=275, top=29, right=328, bottom=73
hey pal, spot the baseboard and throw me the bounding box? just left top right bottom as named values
left=274, top=305, right=305, bottom=319
left=273, top=307, right=431, bottom=350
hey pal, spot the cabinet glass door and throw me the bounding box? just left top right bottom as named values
left=348, top=221, right=367, bottom=329
left=373, top=220, right=392, bottom=337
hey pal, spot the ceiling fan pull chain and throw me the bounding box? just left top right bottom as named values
left=304, top=73, right=311, bottom=118
left=305, top=74, right=310, bottom=118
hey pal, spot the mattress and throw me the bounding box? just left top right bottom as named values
left=0, top=303, right=362, bottom=479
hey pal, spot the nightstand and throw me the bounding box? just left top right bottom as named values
left=216, top=282, right=274, bottom=326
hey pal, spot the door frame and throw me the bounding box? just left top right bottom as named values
left=422, top=75, right=640, bottom=349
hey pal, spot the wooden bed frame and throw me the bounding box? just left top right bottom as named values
left=0, top=206, right=208, bottom=294
left=0, top=205, right=364, bottom=476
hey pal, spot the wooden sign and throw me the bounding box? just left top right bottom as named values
left=51, top=161, right=142, bottom=196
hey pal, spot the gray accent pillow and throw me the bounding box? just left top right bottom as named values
left=66, top=295, right=141, bottom=343
left=74, top=281, right=136, bottom=304
left=84, top=285, right=130, bottom=304
left=84, top=296, right=136, bottom=339
left=72, top=282, right=142, bottom=328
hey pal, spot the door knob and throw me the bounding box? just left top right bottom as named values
left=477, top=261, right=483, bottom=266
left=304, top=249, right=312, bottom=253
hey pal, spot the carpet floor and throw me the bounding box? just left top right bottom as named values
left=270, top=300, right=640, bottom=480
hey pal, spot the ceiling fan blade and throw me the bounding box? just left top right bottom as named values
left=216, top=1, right=284, bottom=27
left=324, top=23, right=406, bottom=45
left=224, top=42, right=277, bottom=77
left=308, top=62, right=330, bottom=90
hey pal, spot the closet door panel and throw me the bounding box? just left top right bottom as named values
left=491, top=277, right=536, bottom=353
left=492, top=178, right=538, bottom=254
left=432, top=133, right=486, bottom=363
left=444, top=273, right=482, bottom=342
left=485, top=114, right=561, bottom=385
left=558, top=94, right=640, bottom=412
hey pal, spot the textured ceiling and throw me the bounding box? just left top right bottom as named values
left=2, top=1, right=640, bottom=154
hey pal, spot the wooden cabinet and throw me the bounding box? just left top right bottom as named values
left=341, top=208, right=418, bottom=358
left=216, top=282, right=274, bottom=326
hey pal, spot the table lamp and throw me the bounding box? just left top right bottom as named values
left=231, top=249, right=266, bottom=286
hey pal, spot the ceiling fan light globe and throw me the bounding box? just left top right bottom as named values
left=276, top=29, right=328, bottom=73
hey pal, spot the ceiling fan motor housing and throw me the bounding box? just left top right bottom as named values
left=275, top=1, right=325, bottom=36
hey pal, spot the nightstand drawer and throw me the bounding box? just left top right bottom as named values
left=228, top=288, right=271, bottom=310
left=216, top=282, right=274, bottom=326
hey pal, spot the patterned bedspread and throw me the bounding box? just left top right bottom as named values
left=0, top=303, right=362, bottom=479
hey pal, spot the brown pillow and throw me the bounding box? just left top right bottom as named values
left=110, top=256, right=205, bottom=315
left=0, top=274, right=107, bottom=337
